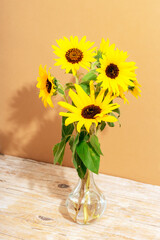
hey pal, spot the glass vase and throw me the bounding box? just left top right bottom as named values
left=66, top=169, right=107, bottom=224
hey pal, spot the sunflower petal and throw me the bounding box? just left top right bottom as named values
left=100, top=115, right=118, bottom=122
left=65, top=116, right=80, bottom=126
left=84, top=120, right=92, bottom=133
left=100, top=93, right=114, bottom=108
left=58, top=101, right=80, bottom=113
left=95, top=89, right=105, bottom=105
left=74, top=84, right=92, bottom=105
left=47, top=96, right=54, bottom=108
left=69, top=89, right=83, bottom=108
left=101, top=103, right=120, bottom=114
left=59, top=112, right=74, bottom=117
left=77, top=119, right=85, bottom=132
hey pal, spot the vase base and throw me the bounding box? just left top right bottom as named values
left=66, top=190, right=107, bottom=224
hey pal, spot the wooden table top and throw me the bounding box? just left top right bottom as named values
left=0, top=155, right=160, bottom=240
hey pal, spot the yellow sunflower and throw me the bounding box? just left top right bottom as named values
left=128, top=80, right=141, bottom=98
left=52, top=36, right=96, bottom=76
left=100, top=38, right=115, bottom=55
left=58, top=81, right=120, bottom=133
left=36, top=65, right=56, bottom=108
left=96, top=48, right=137, bottom=95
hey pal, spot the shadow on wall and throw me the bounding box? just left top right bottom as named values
left=0, top=83, right=72, bottom=167
left=0, top=83, right=75, bottom=222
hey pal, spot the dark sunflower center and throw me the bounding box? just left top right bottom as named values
left=105, top=63, right=119, bottom=79
left=46, top=79, right=52, bottom=93
left=65, top=48, right=83, bottom=64
left=81, top=105, right=101, bottom=119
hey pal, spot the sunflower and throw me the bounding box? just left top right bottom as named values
left=58, top=81, right=120, bottom=133
left=96, top=48, right=137, bottom=95
left=52, top=36, right=96, bottom=76
left=128, top=80, right=141, bottom=98
left=100, top=38, right=115, bottom=55
left=36, top=65, right=56, bottom=108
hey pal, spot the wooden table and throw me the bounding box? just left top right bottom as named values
left=0, top=155, right=160, bottom=240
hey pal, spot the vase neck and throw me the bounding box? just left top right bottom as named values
left=80, top=169, right=94, bottom=189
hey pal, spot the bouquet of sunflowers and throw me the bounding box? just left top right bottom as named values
left=37, top=36, right=141, bottom=179
left=37, top=36, right=141, bottom=224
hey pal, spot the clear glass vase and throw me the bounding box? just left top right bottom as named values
left=66, top=169, right=107, bottom=224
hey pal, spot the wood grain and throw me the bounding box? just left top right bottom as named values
left=0, top=155, right=160, bottom=240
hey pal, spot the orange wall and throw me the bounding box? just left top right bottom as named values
left=0, top=0, right=160, bottom=185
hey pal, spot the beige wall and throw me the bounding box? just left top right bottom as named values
left=0, top=0, right=160, bottom=185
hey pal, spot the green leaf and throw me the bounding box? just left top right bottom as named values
left=69, top=133, right=87, bottom=179
left=89, top=135, right=103, bottom=156
left=112, top=108, right=120, bottom=117
left=79, top=82, right=90, bottom=95
left=53, top=139, right=66, bottom=165
left=57, top=88, right=64, bottom=95
left=73, top=152, right=87, bottom=179
left=53, top=116, right=74, bottom=166
left=100, top=121, right=106, bottom=131
left=65, top=83, right=75, bottom=90
left=53, top=78, right=58, bottom=88
left=94, top=50, right=102, bottom=61
left=72, top=134, right=79, bottom=158
left=52, top=142, right=59, bottom=156
left=107, top=122, right=115, bottom=127
left=76, top=141, right=100, bottom=174
left=128, top=80, right=135, bottom=91
left=128, top=85, right=135, bottom=91
left=69, top=136, right=74, bottom=152
left=81, top=70, right=97, bottom=82
left=79, top=130, right=89, bottom=142
left=62, top=116, right=74, bottom=140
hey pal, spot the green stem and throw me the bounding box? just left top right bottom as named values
left=74, top=169, right=90, bottom=224
left=63, top=94, right=68, bottom=103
